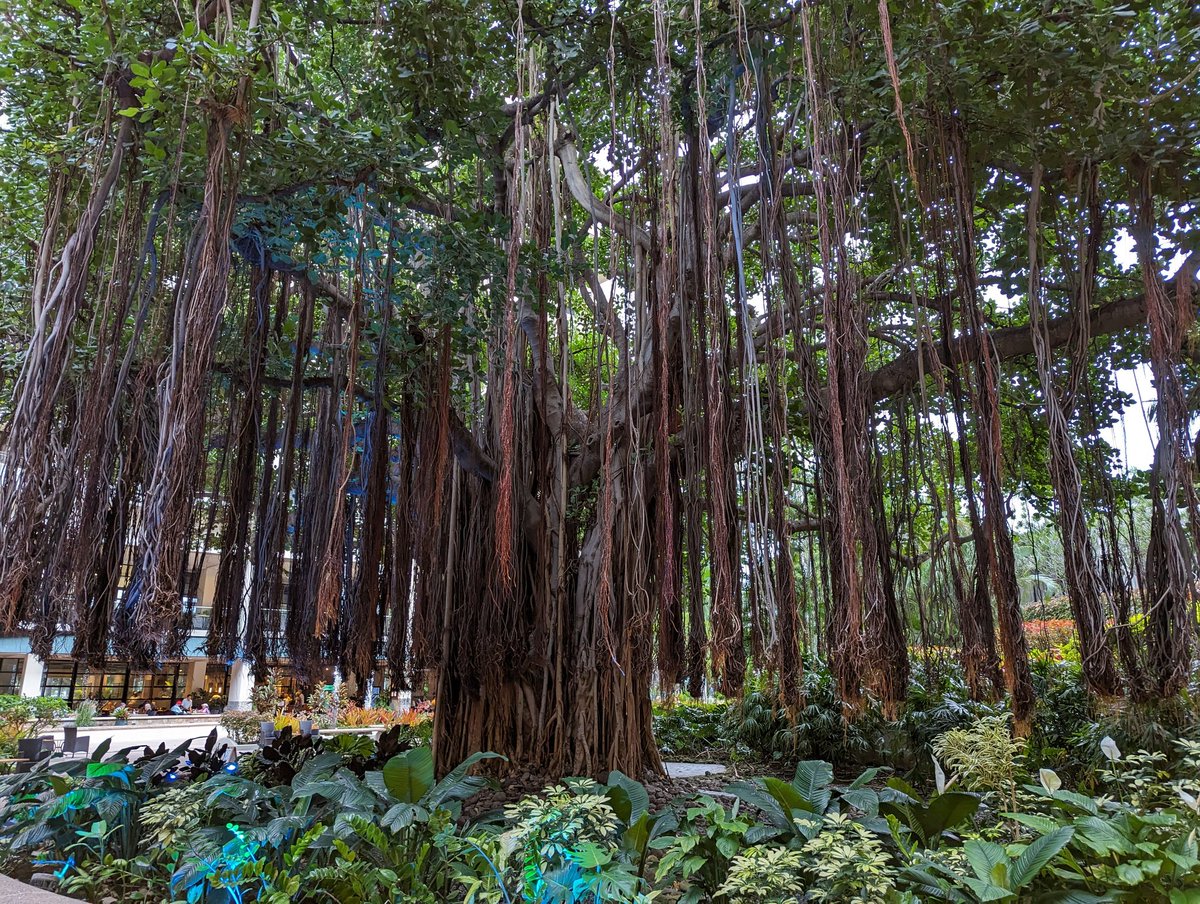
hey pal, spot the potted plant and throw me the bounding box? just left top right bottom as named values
left=111, top=704, right=129, bottom=726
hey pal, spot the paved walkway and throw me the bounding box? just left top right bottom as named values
left=664, top=761, right=726, bottom=778
left=0, top=875, right=74, bottom=902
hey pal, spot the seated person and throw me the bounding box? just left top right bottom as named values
left=142, top=701, right=155, bottom=715
left=181, top=695, right=193, bottom=713
left=170, top=700, right=184, bottom=715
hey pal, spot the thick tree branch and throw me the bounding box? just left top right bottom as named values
left=866, top=270, right=1199, bottom=404
left=556, top=139, right=652, bottom=251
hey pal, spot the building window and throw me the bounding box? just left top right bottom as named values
left=0, top=658, right=24, bottom=695
left=191, top=605, right=213, bottom=632
left=42, top=661, right=79, bottom=703
left=40, top=660, right=187, bottom=707
left=203, top=662, right=230, bottom=705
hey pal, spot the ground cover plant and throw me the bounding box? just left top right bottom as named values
left=1, top=712, right=1198, bottom=902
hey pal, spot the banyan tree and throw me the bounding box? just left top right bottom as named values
left=0, top=0, right=1197, bottom=776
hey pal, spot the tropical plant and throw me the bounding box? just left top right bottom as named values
left=717, top=845, right=808, bottom=904
left=801, top=812, right=898, bottom=903
left=879, top=777, right=981, bottom=855
left=220, top=711, right=263, bottom=745
left=932, top=716, right=1025, bottom=803
left=0, top=695, right=71, bottom=756
left=653, top=699, right=728, bottom=759
left=728, top=759, right=885, bottom=845
left=653, top=795, right=754, bottom=903
left=903, top=827, right=1074, bottom=903
left=72, top=700, right=99, bottom=728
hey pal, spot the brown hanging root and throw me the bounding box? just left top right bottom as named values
left=1130, top=164, right=1198, bottom=696
left=652, top=0, right=682, bottom=691
left=208, top=266, right=274, bottom=660
left=1025, top=163, right=1122, bottom=697
left=0, top=111, right=135, bottom=629
left=120, top=98, right=245, bottom=663
left=314, top=277, right=362, bottom=638
left=692, top=11, right=744, bottom=696
left=938, top=110, right=1035, bottom=733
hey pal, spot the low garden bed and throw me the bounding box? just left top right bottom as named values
left=0, top=711, right=1198, bottom=902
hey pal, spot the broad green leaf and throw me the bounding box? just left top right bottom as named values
left=1009, top=826, right=1073, bottom=888
left=791, top=760, right=834, bottom=813
left=606, top=770, right=650, bottom=821
left=382, top=747, right=434, bottom=803
left=964, top=839, right=1007, bottom=883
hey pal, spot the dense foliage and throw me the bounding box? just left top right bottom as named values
left=0, top=695, right=71, bottom=758
left=2, top=713, right=1200, bottom=901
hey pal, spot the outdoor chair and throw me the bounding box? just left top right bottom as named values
left=60, top=726, right=91, bottom=757
left=258, top=722, right=276, bottom=746
left=15, top=737, right=52, bottom=772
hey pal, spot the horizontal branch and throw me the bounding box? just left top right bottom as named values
left=866, top=268, right=1198, bottom=404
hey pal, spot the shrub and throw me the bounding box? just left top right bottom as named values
left=717, top=845, right=807, bottom=904
left=250, top=669, right=283, bottom=713
left=219, top=709, right=262, bottom=744
left=0, top=695, right=71, bottom=756
left=652, top=698, right=726, bottom=758
left=338, top=704, right=395, bottom=727
left=72, top=699, right=98, bottom=727
left=499, top=784, right=623, bottom=898
left=801, top=812, right=897, bottom=902
left=932, top=714, right=1024, bottom=801
left=1023, top=618, right=1077, bottom=652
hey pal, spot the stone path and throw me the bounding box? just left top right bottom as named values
left=663, top=761, right=726, bottom=778
left=0, top=875, right=75, bottom=902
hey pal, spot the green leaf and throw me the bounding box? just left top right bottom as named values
left=85, top=762, right=126, bottom=778
left=840, top=787, right=879, bottom=817
left=1115, top=863, right=1144, bottom=885
left=921, top=792, right=980, bottom=837
left=606, top=771, right=650, bottom=821
left=606, top=785, right=632, bottom=824
left=1009, top=826, right=1073, bottom=888
left=848, top=766, right=887, bottom=789
left=426, top=750, right=503, bottom=806
left=964, top=839, right=1007, bottom=883
left=382, top=747, right=434, bottom=803
left=765, top=776, right=814, bottom=814
left=1007, top=812, right=1059, bottom=835
left=790, top=760, right=834, bottom=813
left=962, top=877, right=1012, bottom=902
left=1072, top=816, right=1135, bottom=856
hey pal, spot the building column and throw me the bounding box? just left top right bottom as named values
left=186, top=659, right=207, bottom=697
left=20, top=655, right=45, bottom=698
left=227, top=659, right=254, bottom=711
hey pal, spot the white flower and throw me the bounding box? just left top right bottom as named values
left=1038, top=768, right=1062, bottom=793
left=1100, top=736, right=1122, bottom=762
left=1178, top=789, right=1199, bottom=813
left=932, top=756, right=947, bottom=795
